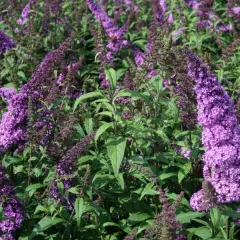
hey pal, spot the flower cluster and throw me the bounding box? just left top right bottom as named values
left=186, top=50, right=240, bottom=211
left=151, top=0, right=166, bottom=24
left=86, top=0, right=129, bottom=53
left=144, top=189, right=185, bottom=240
left=190, top=180, right=217, bottom=212
left=0, top=165, right=24, bottom=239
left=180, top=147, right=191, bottom=159
left=0, top=36, right=73, bottom=152
left=186, top=0, right=231, bottom=32
left=172, top=67, right=197, bottom=130
left=17, top=2, right=30, bottom=25
left=20, top=35, right=72, bottom=98
left=228, top=0, right=240, bottom=20
left=0, top=88, right=28, bottom=152
left=51, top=133, right=95, bottom=208
left=221, top=37, right=240, bottom=61
left=0, top=30, right=14, bottom=55
left=57, top=59, right=84, bottom=99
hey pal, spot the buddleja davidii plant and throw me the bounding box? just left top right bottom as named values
left=71, top=68, right=163, bottom=237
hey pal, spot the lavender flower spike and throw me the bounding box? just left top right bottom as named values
left=0, top=165, right=24, bottom=238
left=0, top=88, right=28, bottom=152
left=0, top=30, right=14, bottom=54
left=86, top=0, right=129, bottom=52
left=185, top=50, right=240, bottom=211
left=17, top=2, right=30, bottom=25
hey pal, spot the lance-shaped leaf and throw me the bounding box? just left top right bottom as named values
left=107, top=137, right=126, bottom=176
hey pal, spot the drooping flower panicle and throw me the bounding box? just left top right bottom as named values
left=186, top=50, right=240, bottom=211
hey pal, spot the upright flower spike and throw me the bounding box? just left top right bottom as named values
left=20, top=35, right=72, bottom=98
left=0, top=165, right=24, bottom=239
left=17, top=2, right=30, bottom=25
left=0, top=88, right=28, bottom=152
left=151, top=0, right=165, bottom=24
left=86, top=0, right=129, bottom=53
left=185, top=50, right=240, bottom=211
left=0, top=37, right=73, bottom=153
left=51, top=133, right=95, bottom=208
left=144, top=189, right=185, bottom=239
left=0, top=30, right=14, bottom=55
left=56, top=58, right=84, bottom=99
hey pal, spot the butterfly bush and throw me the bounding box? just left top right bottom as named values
left=185, top=50, right=240, bottom=211
left=0, top=31, right=14, bottom=55
left=0, top=165, right=24, bottom=239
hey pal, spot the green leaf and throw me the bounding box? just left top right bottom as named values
left=221, top=208, right=240, bottom=218
left=178, top=162, right=192, bottom=184
left=29, top=216, right=65, bottom=239
left=13, top=165, right=24, bottom=174
left=177, top=212, right=206, bottom=224
left=67, top=187, right=79, bottom=195
left=129, top=212, right=152, bottom=222
left=75, top=124, right=86, bottom=137
left=3, top=82, right=16, bottom=89
left=97, top=111, right=113, bottom=117
left=113, top=90, right=152, bottom=102
left=17, top=71, right=26, bottom=79
left=220, top=227, right=228, bottom=240
left=187, top=227, right=212, bottom=239
left=116, top=173, right=125, bottom=190
left=150, top=75, right=163, bottom=93
left=105, top=68, right=117, bottom=91
left=210, top=208, right=221, bottom=230
left=95, top=122, right=114, bottom=142
left=25, top=184, right=44, bottom=197
left=84, top=118, right=93, bottom=134
left=75, top=198, right=86, bottom=228
left=156, top=129, right=169, bottom=143
left=34, top=205, right=48, bottom=215
left=73, top=91, right=103, bottom=111
left=159, top=172, right=177, bottom=180
left=92, top=174, right=115, bottom=188
left=107, top=137, right=126, bottom=176
left=103, top=222, right=121, bottom=228
left=166, top=193, right=191, bottom=208
left=140, top=183, right=159, bottom=200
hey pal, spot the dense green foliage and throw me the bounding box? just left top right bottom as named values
left=1, top=0, right=240, bottom=239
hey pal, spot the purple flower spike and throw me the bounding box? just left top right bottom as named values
left=0, top=165, right=24, bottom=237
left=0, top=88, right=28, bottom=152
left=186, top=50, right=240, bottom=211
left=0, top=31, right=14, bottom=55
left=86, top=0, right=129, bottom=52
left=51, top=133, right=95, bottom=208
